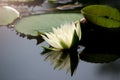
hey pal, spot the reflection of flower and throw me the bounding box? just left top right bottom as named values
left=41, top=20, right=81, bottom=51
left=43, top=51, right=71, bottom=73
left=41, top=49, right=80, bottom=76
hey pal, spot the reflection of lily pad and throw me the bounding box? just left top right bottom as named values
left=81, top=5, right=120, bottom=28
left=80, top=53, right=120, bottom=63
left=15, top=13, right=83, bottom=36
left=0, top=6, right=20, bottom=26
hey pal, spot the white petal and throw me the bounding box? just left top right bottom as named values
left=41, top=21, right=81, bottom=50
left=41, top=34, right=62, bottom=49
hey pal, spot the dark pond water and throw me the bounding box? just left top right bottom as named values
left=0, top=1, right=120, bottom=80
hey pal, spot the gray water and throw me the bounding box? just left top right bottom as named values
left=0, top=27, right=120, bottom=80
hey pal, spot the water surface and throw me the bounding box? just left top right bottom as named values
left=0, top=27, right=120, bottom=80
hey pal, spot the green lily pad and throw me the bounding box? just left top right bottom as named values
left=81, top=5, right=120, bottom=28
left=0, top=6, right=20, bottom=26
left=15, top=13, right=83, bottom=36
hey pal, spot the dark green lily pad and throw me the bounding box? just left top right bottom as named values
left=81, top=5, right=120, bottom=28
left=0, top=6, right=20, bottom=26
left=15, top=13, right=83, bottom=36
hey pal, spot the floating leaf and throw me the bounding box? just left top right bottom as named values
left=0, top=6, right=20, bottom=26
left=15, top=13, right=83, bottom=36
left=81, top=5, right=120, bottom=28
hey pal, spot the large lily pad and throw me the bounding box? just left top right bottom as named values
left=0, top=6, right=20, bottom=26
left=15, top=13, right=83, bottom=36
left=81, top=5, right=120, bottom=28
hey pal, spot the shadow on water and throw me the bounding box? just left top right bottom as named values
left=16, top=32, right=44, bottom=45
left=97, top=59, right=120, bottom=80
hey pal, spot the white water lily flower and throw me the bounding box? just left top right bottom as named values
left=41, top=20, right=81, bottom=51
